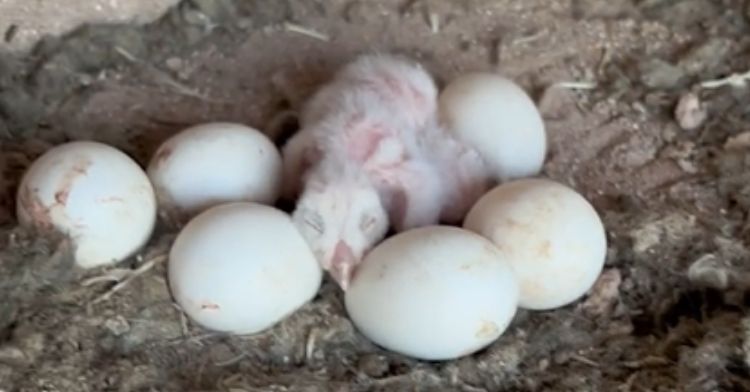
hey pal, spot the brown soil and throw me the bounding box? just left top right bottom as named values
left=2, top=0, right=750, bottom=391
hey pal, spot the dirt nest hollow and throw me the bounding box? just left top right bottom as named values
left=2, top=0, right=750, bottom=391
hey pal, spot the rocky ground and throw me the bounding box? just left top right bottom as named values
left=1, top=0, right=750, bottom=391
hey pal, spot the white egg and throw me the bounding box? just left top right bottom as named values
left=16, top=141, right=157, bottom=268
left=147, top=122, right=282, bottom=222
left=168, top=202, right=322, bottom=334
left=345, top=226, right=518, bottom=361
left=463, top=179, right=607, bottom=310
left=438, top=72, right=547, bottom=180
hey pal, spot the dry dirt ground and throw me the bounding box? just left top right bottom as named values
left=1, top=0, right=750, bottom=391
left=0, top=0, right=180, bottom=53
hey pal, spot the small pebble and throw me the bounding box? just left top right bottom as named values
left=674, top=92, right=707, bottom=131
left=688, top=254, right=730, bottom=290
left=0, top=345, right=27, bottom=366
left=358, top=354, right=389, bottom=377
left=165, top=57, right=183, bottom=72
left=182, top=9, right=211, bottom=26
left=579, top=268, right=621, bottom=316
left=78, top=74, right=94, bottom=86
left=724, top=131, right=750, bottom=150
left=104, top=315, right=131, bottom=336
left=236, top=17, right=253, bottom=30
left=639, top=58, right=685, bottom=89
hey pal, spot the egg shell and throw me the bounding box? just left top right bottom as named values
left=16, top=141, right=157, bottom=268
left=345, top=226, right=518, bottom=361
left=147, top=122, right=282, bottom=222
left=168, top=202, right=322, bottom=334
left=438, top=72, right=546, bottom=180
left=463, top=178, right=607, bottom=310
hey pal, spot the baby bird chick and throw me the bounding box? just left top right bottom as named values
left=283, top=53, right=491, bottom=290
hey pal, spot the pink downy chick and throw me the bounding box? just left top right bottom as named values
left=283, top=53, right=449, bottom=289
left=301, top=53, right=438, bottom=131
left=288, top=113, right=408, bottom=289
left=283, top=53, right=438, bottom=196
left=420, top=123, right=495, bottom=223
left=366, top=132, right=448, bottom=231
left=368, top=122, right=493, bottom=230
left=280, top=99, right=407, bottom=201
left=291, top=160, right=390, bottom=290
left=290, top=121, right=488, bottom=289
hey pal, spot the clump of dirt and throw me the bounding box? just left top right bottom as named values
left=2, top=0, right=750, bottom=390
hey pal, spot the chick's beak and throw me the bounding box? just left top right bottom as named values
left=328, top=241, right=356, bottom=291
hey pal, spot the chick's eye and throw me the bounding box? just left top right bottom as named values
left=304, top=211, right=325, bottom=234
left=360, top=214, right=378, bottom=232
